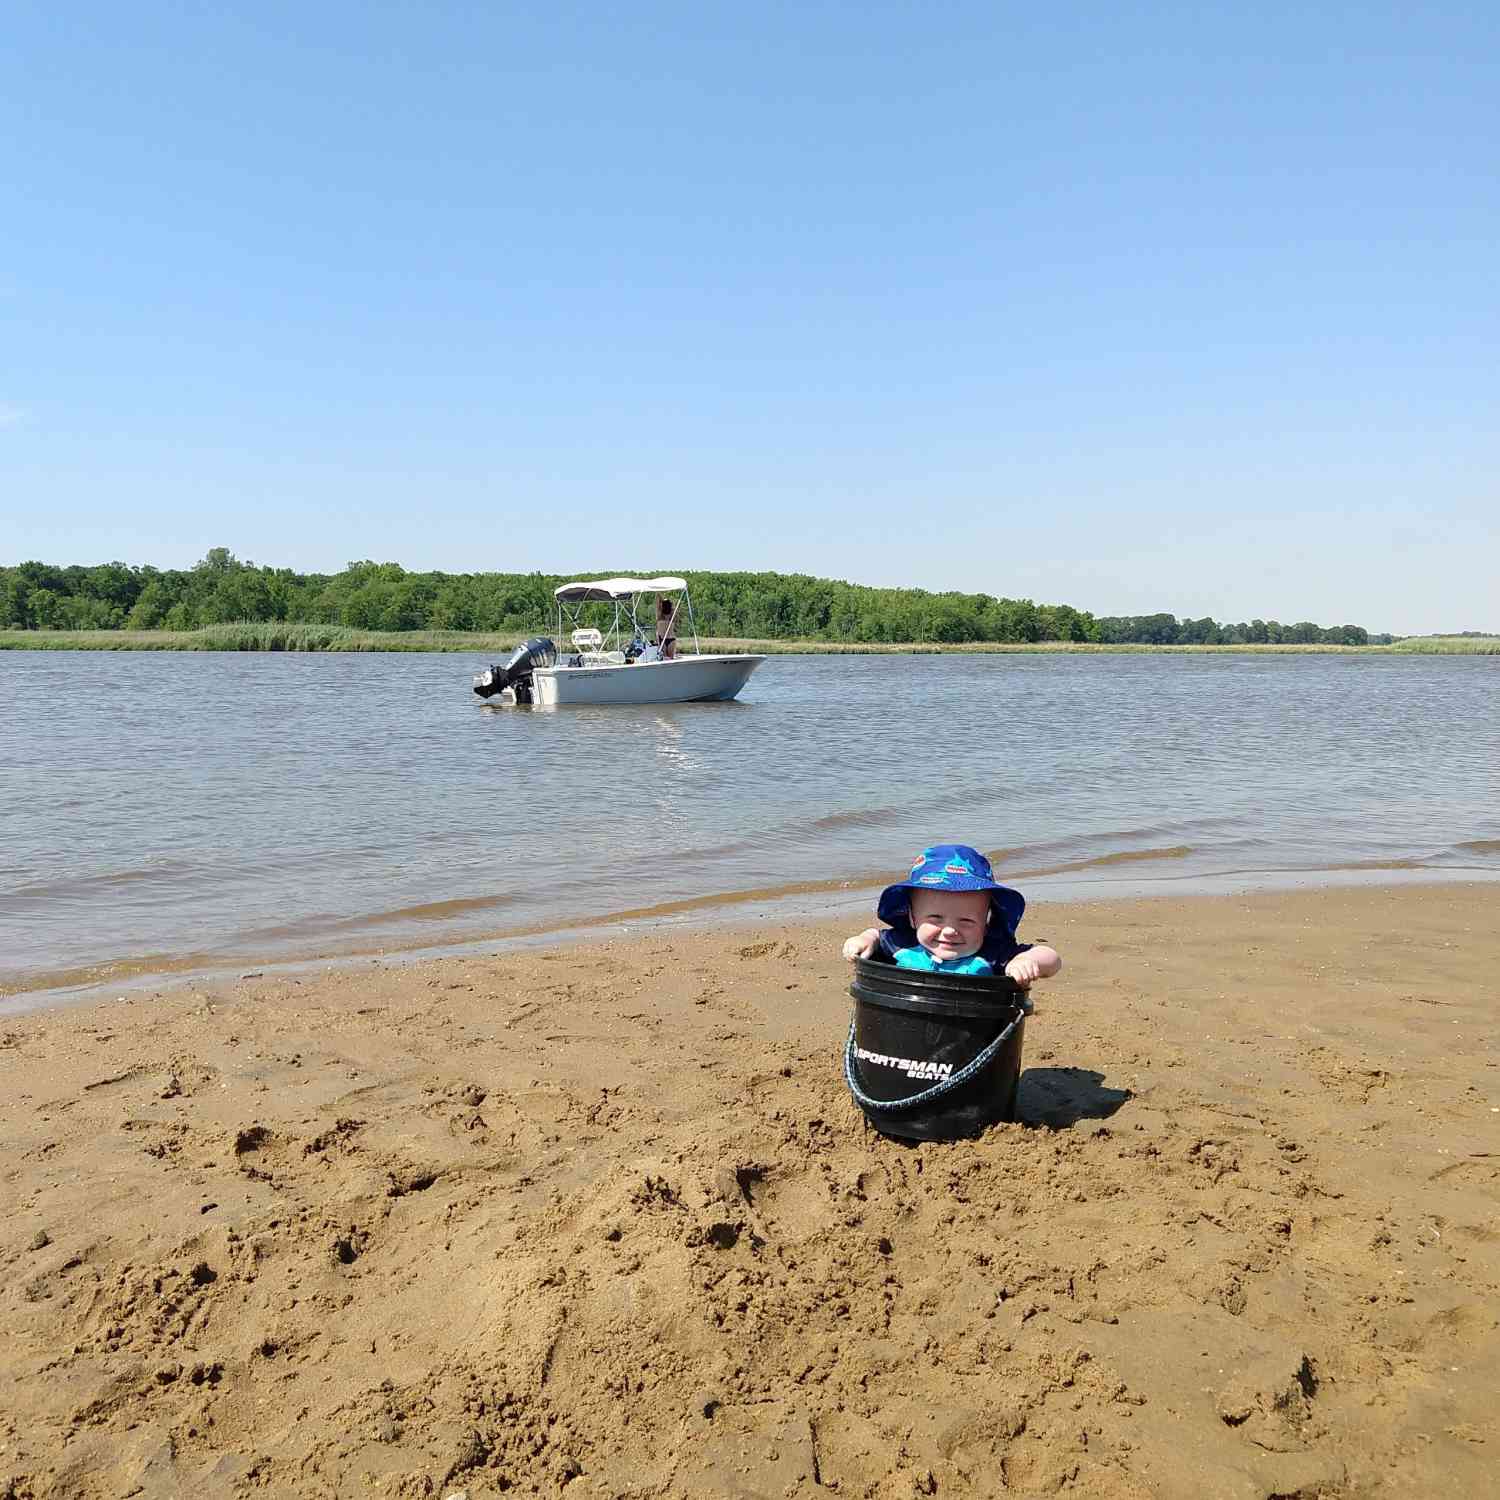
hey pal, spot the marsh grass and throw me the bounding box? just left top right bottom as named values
left=1388, top=636, right=1500, bottom=654
left=0, top=624, right=1454, bottom=654
left=698, top=637, right=1391, bottom=655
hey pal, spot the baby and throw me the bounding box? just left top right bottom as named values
left=842, top=844, right=1062, bottom=986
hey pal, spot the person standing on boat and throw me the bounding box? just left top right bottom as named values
left=655, top=596, right=680, bottom=660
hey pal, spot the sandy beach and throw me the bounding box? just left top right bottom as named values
left=2, top=883, right=1497, bottom=1500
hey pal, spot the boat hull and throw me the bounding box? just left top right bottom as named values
left=531, top=654, right=765, bottom=706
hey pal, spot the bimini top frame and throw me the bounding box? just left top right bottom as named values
left=550, top=577, right=701, bottom=656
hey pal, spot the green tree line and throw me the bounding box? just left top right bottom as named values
left=0, top=550, right=1387, bottom=646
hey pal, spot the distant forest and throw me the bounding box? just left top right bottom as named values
left=0, top=550, right=1390, bottom=646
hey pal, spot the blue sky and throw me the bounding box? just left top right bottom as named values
left=2, top=2, right=1495, bottom=633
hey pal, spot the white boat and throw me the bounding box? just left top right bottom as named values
left=473, top=577, right=766, bottom=707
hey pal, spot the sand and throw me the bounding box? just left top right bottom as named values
left=2, top=883, right=1497, bottom=1500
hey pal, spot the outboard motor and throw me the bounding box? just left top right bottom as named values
left=473, top=637, right=556, bottom=702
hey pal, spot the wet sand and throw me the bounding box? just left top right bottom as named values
left=2, top=884, right=1497, bottom=1499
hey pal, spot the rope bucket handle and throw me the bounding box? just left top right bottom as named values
left=844, top=994, right=1033, bottom=1115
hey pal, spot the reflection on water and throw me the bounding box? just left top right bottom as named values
left=1, top=651, right=1498, bottom=995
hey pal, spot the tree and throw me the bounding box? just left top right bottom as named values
left=1322, top=624, right=1368, bottom=646
left=76, top=562, right=138, bottom=613
left=990, top=598, right=1041, bottom=642
left=128, top=579, right=175, bottom=628
left=27, top=587, right=65, bottom=628
left=1178, top=617, right=1220, bottom=644
left=431, top=577, right=480, bottom=632
left=387, top=576, right=436, bottom=631
left=1038, top=604, right=1093, bottom=642
left=60, top=595, right=121, bottom=629
left=1, top=573, right=31, bottom=627
left=923, top=601, right=974, bottom=643
left=202, top=570, right=274, bottom=623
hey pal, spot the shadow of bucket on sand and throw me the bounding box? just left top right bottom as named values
left=1016, top=1067, right=1133, bottom=1130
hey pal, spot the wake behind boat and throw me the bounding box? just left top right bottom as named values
left=472, top=577, right=766, bottom=707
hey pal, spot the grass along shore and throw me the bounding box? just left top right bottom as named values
left=1, top=624, right=1497, bottom=654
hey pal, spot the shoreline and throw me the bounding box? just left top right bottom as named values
left=4, top=627, right=1497, bottom=654
left=2, top=882, right=1496, bottom=1497
left=8, top=864, right=1500, bottom=1016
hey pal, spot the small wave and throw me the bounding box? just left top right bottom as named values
left=660, top=806, right=902, bottom=865
left=810, top=807, right=903, bottom=833
left=236, top=892, right=524, bottom=944
left=5, top=861, right=201, bottom=901
left=1015, top=845, right=1194, bottom=879
left=1084, top=844, right=1193, bottom=868
left=1455, top=839, right=1500, bottom=855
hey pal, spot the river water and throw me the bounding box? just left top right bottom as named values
left=2, top=650, right=1497, bottom=1003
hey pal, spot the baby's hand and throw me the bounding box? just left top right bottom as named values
left=842, top=928, right=880, bottom=962
left=1004, top=952, right=1045, bottom=987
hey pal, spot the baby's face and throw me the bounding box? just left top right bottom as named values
left=908, top=888, right=989, bottom=961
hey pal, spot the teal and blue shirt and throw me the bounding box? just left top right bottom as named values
left=891, top=947, right=994, bottom=976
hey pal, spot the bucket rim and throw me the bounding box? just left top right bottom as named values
left=849, top=954, right=1027, bottom=1020
left=850, top=953, right=1025, bottom=996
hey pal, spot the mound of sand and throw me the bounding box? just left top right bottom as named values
left=2, top=885, right=1497, bottom=1498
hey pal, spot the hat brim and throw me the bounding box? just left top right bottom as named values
left=878, top=879, right=1025, bottom=934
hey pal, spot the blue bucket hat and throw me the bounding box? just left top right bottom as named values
left=877, top=844, right=1025, bottom=934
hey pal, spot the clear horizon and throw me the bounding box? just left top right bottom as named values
left=3, top=2, right=1495, bottom=636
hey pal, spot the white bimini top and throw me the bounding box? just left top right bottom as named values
left=553, top=577, right=688, bottom=603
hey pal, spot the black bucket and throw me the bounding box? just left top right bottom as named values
left=845, top=956, right=1031, bottom=1141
